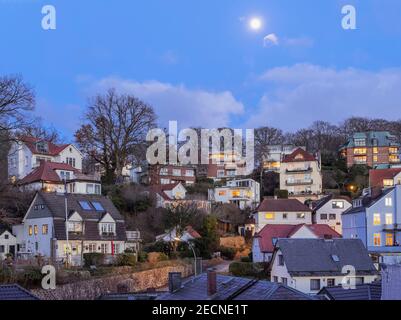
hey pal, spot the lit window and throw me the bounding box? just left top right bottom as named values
left=385, top=198, right=393, bottom=207
left=34, top=225, right=38, bottom=235
left=218, top=191, right=226, bottom=196
left=385, top=214, right=393, bottom=225
left=354, top=148, right=367, bottom=155
left=265, top=213, right=275, bottom=220
left=42, top=224, right=48, bottom=235
left=332, top=201, right=344, bottom=209
left=297, top=213, right=306, bottom=219
left=383, top=179, right=394, bottom=187
left=231, top=190, right=241, bottom=197
left=373, top=214, right=381, bottom=225
left=390, top=155, right=399, bottom=163
left=373, top=155, right=378, bottom=163
left=373, top=233, right=381, bottom=246
left=386, top=233, right=394, bottom=246
left=389, top=147, right=399, bottom=154
left=373, top=147, right=378, bottom=154
left=354, top=156, right=367, bottom=164
left=28, top=226, right=33, bottom=236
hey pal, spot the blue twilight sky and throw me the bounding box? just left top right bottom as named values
left=1, top=0, right=401, bottom=141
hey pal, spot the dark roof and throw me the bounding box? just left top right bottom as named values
left=282, top=148, right=316, bottom=163
left=26, top=191, right=126, bottom=241
left=275, top=238, right=378, bottom=277
left=340, top=131, right=399, bottom=149
left=157, top=274, right=313, bottom=300
left=317, top=282, right=381, bottom=300
left=0, top=284, right=39, bottom=300
left=256, top=224, right=341, bottom=253
left=311, top=194, right=351, bottom=212
left=342, top=187, right=393, bottom=216
left=0, top=223, right=10, bottom=235
left=257, top=198, right=312, bottom=213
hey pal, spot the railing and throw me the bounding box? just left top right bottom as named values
left=286, top=179, right=313, bottom=186
left=286, top=168, right=312, bottom=174
left=126, top=231, right=141, bottom=240
left=383, top=224, right=401, bottom=231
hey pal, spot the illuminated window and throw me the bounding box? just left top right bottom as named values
left=297, top=213, right=306, bottom=219
left=354, top=148, right=367, bottom=155
left=373, top=214, right=381, bottom=226
left=386, top=233, right=394, bottom=246
left=390, top=155, right=399, bottom=163
left=389, top=147, right=399, bottom=154
left=385, top=214, right=393, bottom=225
left=42, top=224, right=48, bottom=235
left=34, top=225, right=38, bottom=235
left=373, top=147, right=378, bottom=154
left=383, top=179, right=394, bottom=187
left=218, top=190, right=227, bottom=196
left=231, top=190, right=241, bottom=197
left=354, top=156, right=367, bottom=164
left=265, top=213, right=275, bottom=220
left=373, top=155, right=378, bottom=163
left=373, top=233, right=381, bottom=246
left=332, top=201, right=344, bottom=209
left=28, top=226, right=33, bottom=236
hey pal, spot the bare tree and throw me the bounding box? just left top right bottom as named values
left=16, top=117, right=64, bottom=144
left=75, top=89, right=157, bottom=184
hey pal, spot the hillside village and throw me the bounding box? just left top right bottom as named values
left=2, top=78, right=401, bottom=300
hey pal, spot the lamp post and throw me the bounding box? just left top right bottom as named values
left=175, top=237, right=198, bottom=277
left=63, top=178, right=70, bottom=267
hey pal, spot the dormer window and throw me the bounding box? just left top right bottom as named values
left=36, top=141, right=49, bottom=153
left=100, top=223, right=116, bottom=236
left=354, top=138, right=366, bottom=147
left=68, top=221, right=83, bottom=234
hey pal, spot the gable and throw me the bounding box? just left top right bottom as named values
left=0, top=230, right=16, bottom=240
left=290, top=226, right=318, bottom=239
left=68, top=211, right=82, bottom=222
left=99, top=212, right=115, bottom=223
left=23, top=193, right=53, bottom=221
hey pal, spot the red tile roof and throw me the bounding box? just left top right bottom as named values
left=185, top=226, right=201, bottom=239
left=282, top=148, right=316, bottom=163
left=20, top=136, right=70, bottom=156
left=256, top=224, right=341, bottom=253
left=369, top=168, right=401, bottom=188
left=256, top=198, right=312, bottom=212
left=150, top=182, right=182, bottom=201
left=19, top=162, right=77, bottom=185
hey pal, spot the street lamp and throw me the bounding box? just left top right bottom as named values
left=63, top=178, right=71, bottom=267
left=174, top=237, right=198, bottom=277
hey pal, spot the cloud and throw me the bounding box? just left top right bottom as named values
left=263, top=33, right=279, bottom=47
left=88, top=77, right=245, bottom=128
left=246, top=63, right=401, bottom=131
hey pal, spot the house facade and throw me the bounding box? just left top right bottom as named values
left=279, top=148, right=323, bottom=202
left=263, top=145, right=305, bottom=172
left=270, top=238, right=378, bottom=295
left=17, top=191, right=126, bottom=265
left=340, top=131, right=400, bottom=168
left=143, top=164, right=196, bottom=186
left=209, top=179, right=260, bottom=210
left=311, top=195, right=352, bottom=234
left=18, top=161, right=101, bottom=195
left=8, top=136, right=83, bottom=181
left=342, top=186, right=401, bottom=265
left=0, top=226, right=17, bottom=260
left=252, top=224, right=341, bottom=263
left=369, top=168, right=401, bottom=189
left=254, top=198, right=312, bottom=232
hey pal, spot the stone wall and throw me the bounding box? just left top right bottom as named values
left=32, top=264, right=193, bottom=300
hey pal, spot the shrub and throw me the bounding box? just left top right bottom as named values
left=17, top=266, right=43, bottom=288
left=229, top=262, right=267, bottom=279
left=240, top=256, right=251, bottom=263
left=137, top=251, right=148, bottom=262
left=115, top=253, right=137, bottom=266
left=158, top=253, right=169, bottom=261
left=219, top=246, right=236, bottom=260
left=83, top=253, right=105, bottom=267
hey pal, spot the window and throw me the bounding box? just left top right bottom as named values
left=28, top=226, right=33, bottom=236
left=231, top=190, right=241, bottom=197
left=91, top=202, right=104, bottom=211
left=373, top=214, right=381, bottom=226
left=36, top=141, right=49, bottom=153
left=354, top=138, right=366, bottom=147
left=60, top=171, right=71, bottom=181
left=385, top=214, right=393, bottom=225
left=86, top=184, right=94, bottom=194
left=160, top=178, right=170, bottom=185
left=329, top=214, right=336, bottom=220
left=386, top=233, right=394, bottom=246
left=79, top=201, right=92, bottom=210
left=87, top=243, right=96, bottom=253
left=373, top=147, right=378, bottom=154
left=383, top=179, right=394, bottom=187
left=42, top=224, right=48, bottom=235
left=297, top=213, right=305, bottom=219
left=172, top=169, right=181, bottom=176
left=355, top=277, right=364, bottom=285
left=282, top=213, right=288, bottom=220
left=217, top=170, right=225, bottom=178
left=373, top=233, right=381, bottom=246
left=66, top=157, right=76, bottom=167
left=160, top=168, right=169, bottom=176
left=40, top=204, right=45, bottom=209
left=385, top=198, right=393, bottom=207
left=100, top=243, right=108, bottom=254
left=281, top=278, right=288, bottom=286
left=218, top=191, right=227, bottom=196
left=95, top=184, right=101, bottom=195
left=353, top=148, right=367, bottom=155
left=265, top=213, right=275, bottom=220
left=100, top=223, right=116, bottom=235
left=354, top=156, right=367, bottom=164
left=278, top=254, right=284, bottom=266
left=332, top=201, right=344, bottom=209
left=320, top=214, right=328, bottom=220
left=310, top=279, right=321, bottom=291
left=185, top=170, right=194, bottom=177
left=34, top=205, right=38, bottom=210
left=327, top=279, right=335, bottom=287
left=273, top=276, right=278, bottom=283
left=34, top=225, right=38, bottom=235
left=68, top=222, right=83, bottom=233
left=0, top=246, right=4, bottom=253
left=373, top=155, right=378, bottom=163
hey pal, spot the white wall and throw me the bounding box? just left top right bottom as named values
left=0, top=231, right=17, bottom=260
left=255, top=211, right=312, bottom=231
left=315, top=199, right=352, bottom=234
left=23, top=217, right=54, bottom=257
left=56, top=145, right=83, bottom=170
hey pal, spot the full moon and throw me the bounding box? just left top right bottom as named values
left=249, top=17, right=262, bottom=30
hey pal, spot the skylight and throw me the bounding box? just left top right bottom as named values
left=79, top=201, right=92, bottom=210
left=91, top=201, right=104, bottom=211
left=331, top=255, right=340, bottom=262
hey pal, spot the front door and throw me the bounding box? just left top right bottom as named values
left=9, top=245, right=15, bottom=256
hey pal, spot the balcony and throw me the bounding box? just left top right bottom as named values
left=286, top=179, right=313, bottom=186
left=126, top=231, right=141, bottom=241
left=286, top=167, right=312, bottom=174
left=382, top=224, right=401, bottom=232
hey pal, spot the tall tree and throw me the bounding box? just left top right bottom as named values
left=75, top=89, right=157, bottom=183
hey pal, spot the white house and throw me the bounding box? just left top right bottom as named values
left=16, top=191, right=126, bottom=266
left=150, top=182, right=187, bottom=208
left=254, top=197, right=312, bottom=232
left=0, top=226, right=17, bottom=260
left=311, top=195, right=352, bottom=234
left=269, top=238, right=379, bottom=295
left=209, top=179, right=260, bottom=210
left=8, top=136, right=83, bottom=181
left=18, top=161, right=101, bottom=195
left=252, top=224, right=341, bottom=263
left=156, top=226, right=201, bottom=243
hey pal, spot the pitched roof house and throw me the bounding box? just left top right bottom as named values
left=18, top=191, right=126, bottom=265
left=0, top=284, right=39, bottom=300
left=269, top=238, right=379, bottom=295
left=317, top=282, right=381, bottom=300
left=252, top=224, right=341, bottom=262
left=369, top=168, right=401, bottom=189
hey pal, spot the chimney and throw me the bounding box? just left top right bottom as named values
left=168, top=272, right=182, bottom=293
left=207, top=268, right=217, bottom=296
